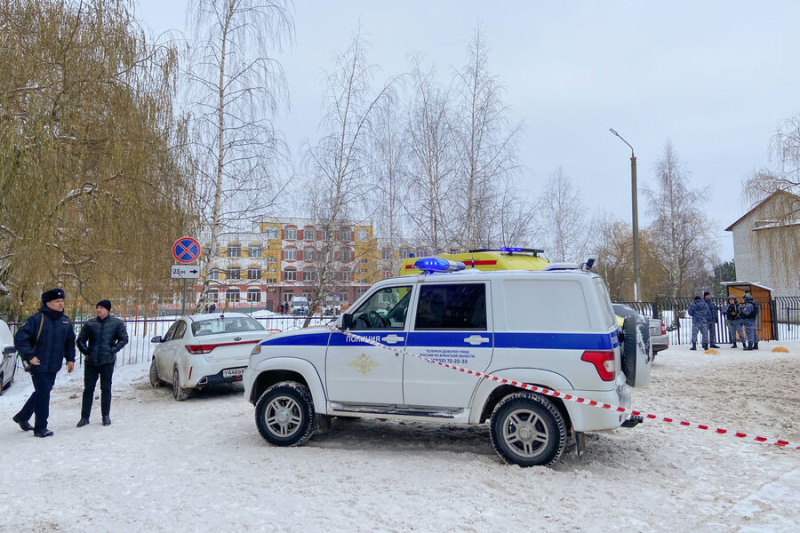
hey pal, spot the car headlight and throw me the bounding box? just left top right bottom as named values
left=250, top=344, right=261, bottom=356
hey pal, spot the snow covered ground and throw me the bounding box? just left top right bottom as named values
left=0, top=341, right=798, bottom=532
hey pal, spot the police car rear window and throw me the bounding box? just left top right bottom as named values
left=414, top=284, right=487, bottom=330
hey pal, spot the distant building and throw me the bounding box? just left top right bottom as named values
left=197, top=218, right=379, bottom=312
left=725, top=190, right=800, bottom=297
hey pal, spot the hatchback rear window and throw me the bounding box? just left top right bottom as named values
left=191, top=317, right=264, bottom=337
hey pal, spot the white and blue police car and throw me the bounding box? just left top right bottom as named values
left=243, top=257, right=650, bottom=467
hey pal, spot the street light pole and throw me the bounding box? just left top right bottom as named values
left=609, top=128, right=640, bottom=301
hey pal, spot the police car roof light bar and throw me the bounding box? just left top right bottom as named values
left=415, top=257, right=466, bottom=273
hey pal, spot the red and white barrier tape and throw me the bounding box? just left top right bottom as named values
left=331, top=326, right=800, bottom=451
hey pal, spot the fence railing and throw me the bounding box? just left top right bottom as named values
left=8, top=314, right=336, bottom=371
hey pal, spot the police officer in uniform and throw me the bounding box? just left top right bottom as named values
left=703, top=292, right=720, bottom=348
left=76, top=299, right=128, bottom=427
left=12, top=288, right=76, bottom=437
left=687, top=295, right=710, bottom=350
left=741, top=293, right=759, bottom=351
left=724, top=295, right=744, bottom=348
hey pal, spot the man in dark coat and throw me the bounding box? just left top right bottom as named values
left=76, top=300, right=128, bottom=427
left=703, top=291, right=720, bottom=349
left=12, top=288, right=76, bottom=437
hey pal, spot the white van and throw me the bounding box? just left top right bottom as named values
left=290, top=296, right=310, bottom=316
left=244, top=259, right=649, bottom=467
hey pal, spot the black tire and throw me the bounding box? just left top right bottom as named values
left=255, top=381, right=315, bottom=447
left=490, top=392, right=567, bottom=467
left=149, top=358, right=165, bottom=388
left=0, top=373, right=4, bottom=396
left=172, top=367, right=189, bottom=401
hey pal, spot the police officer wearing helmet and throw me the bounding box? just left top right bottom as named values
left=76, top=299, right=128, bottom=427
left=12, top=288, right=76, bottom=438
left=740, top=292, right=759, bottom=351
left=724, top=295, right=745, bottom=348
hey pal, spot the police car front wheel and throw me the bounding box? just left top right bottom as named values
left=255, top=381, right=315, bottom=447
left=490, top=392, right=567, bottom=467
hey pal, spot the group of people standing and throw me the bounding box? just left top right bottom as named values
left=11, top=288, right=128, bottom=438
left=688, top=291, right=759, bottom=351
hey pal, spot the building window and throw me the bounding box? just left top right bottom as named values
left=266, top=256, right=277, bottom=264
left=357, top=229, right=369, bottom=242
left=284, top=269, right=297, bottom=282
left=265, top=278, right=277, bottom=285
left=319, top=229, right=328, bottom=242
left=416, top=247, right=429, bottom=257
left=382, top=247, right=393, bottom=260
left=358, top=268, right=368, bottom=274
left=338, top=269, right=351, bottom=282
left=303, top=268, right=316, bottom=282
left=339, top=228, right=352, bottom=241
left=226, top=288, right=240, bottom=302
left=340, top=248, right=352, bottom=262
left=208, top=268, right=220, bottom=280
left=207, top=289, right=218, bottom=301
left=264, top=226, right=279, bottom=239
left=383, top=270, right=392, bottom=279
left=304, top=228, right=315, bottom=241
left=248, top=244, right=262, bottom=258
left=285, top=248, right=297, bottom=261
left=226, top=267, right=240, bottom=280
left=247, top=267, right=261, bottom=280
left=340, top=292, right=349, bottom=304
left=247, top=288, right=261, bottom=303
left=285, top=227, right=297, bottom=240
left=304, top=248, right=316, bottom=262
left=354, top=287, right=368, bottom=299
left=228, top=244, right=241, bottom=258
left=399, top=247, right=411, bottom=259
left=215, top=243, right=221, bottom=255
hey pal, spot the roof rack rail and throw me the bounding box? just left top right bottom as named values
left=468, top=247, right=545, bottom=256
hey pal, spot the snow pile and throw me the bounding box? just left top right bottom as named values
left=0, top=342, right=798, bottom=532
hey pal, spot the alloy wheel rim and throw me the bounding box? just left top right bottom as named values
left=265, top=395, right=302, bottom=437
left=502, top=408, right=549, bottom=458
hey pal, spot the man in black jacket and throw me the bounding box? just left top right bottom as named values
left=76, top=300, right=128, bottom=427
left=12, top=288, right=76, bottom=438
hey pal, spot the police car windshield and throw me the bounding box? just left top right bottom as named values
left=191, top=317, right=264, bottom=337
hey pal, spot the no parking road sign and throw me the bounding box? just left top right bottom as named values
left=173, top=236, right=201, bottom=264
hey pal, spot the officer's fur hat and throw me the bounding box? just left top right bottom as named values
left=41, top=288, right=65, bottom=304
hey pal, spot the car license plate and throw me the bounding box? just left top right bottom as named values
left=223, top=367, right=246, bottom=378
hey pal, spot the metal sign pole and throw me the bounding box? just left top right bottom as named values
left=182, top=278, right=187, bottom=316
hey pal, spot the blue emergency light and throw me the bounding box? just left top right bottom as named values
left=500, top=246, right=523, bottom=253
left=414, top=257, right=466, bottom=273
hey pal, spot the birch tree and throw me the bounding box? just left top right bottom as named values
left=186, top=0, right=293, bottom=312
left=303, top=30, right=396, bottom=326
left=644, top=140, right=715, bottom=297
left=536, top=168, right=593, bottom=262
left=452, top=27, right=520, bottom=250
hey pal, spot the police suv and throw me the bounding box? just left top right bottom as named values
left=243, top=258, right=650, bottom=467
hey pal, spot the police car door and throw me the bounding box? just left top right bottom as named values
left=404, top=282, right=492, bottom=408
left=325, top=284, right=413, bottom=405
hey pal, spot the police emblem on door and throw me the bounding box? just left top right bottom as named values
left=349, top=353, right=379, bottom=375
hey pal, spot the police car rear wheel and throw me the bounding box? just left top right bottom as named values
left=490, top=392, right=567, bottom=467
left=255, top=382, right=315, bottom=447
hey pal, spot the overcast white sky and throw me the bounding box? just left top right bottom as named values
left=135, top=0, right=800, bottom=261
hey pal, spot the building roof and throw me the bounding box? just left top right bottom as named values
left=720, top=281, right=775, bottom=291
left=725, top=189, right=800, bottom=231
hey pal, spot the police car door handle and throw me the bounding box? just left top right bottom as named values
left=464, top=335, right=489, bottom=346
left=381, top=334, right=403, bottom=344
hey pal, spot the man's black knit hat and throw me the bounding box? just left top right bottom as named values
left=96, top=299, right=112, bottom=311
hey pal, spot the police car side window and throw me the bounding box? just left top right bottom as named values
left=415, top=284, right=487, bottom=330
left=351, top=286, right=412, bottom=330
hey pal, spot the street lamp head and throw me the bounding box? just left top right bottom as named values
left=609, top=128, right=618, bottom=136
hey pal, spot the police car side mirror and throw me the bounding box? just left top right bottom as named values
left=340, top=314, right=353, bottom=330
left=151, top=336, right=162, bottom=344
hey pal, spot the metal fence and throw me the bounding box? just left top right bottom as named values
left=7, top=314, right=336, bottom=371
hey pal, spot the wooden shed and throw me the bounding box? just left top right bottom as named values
left=721, top=281, right=773, bottom=341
